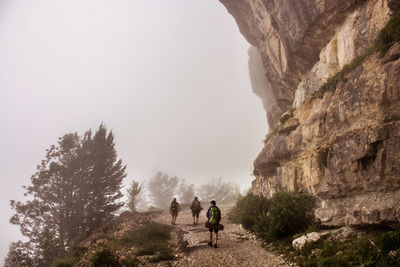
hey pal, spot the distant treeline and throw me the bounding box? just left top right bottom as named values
left=127, top=173, right=241, bottom=211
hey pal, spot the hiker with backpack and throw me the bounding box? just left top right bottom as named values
left=190, top=196, right=203, bottom=225
left=170, top=198, right=180, bottom=225
left=206, top=200, right=222, bottom=248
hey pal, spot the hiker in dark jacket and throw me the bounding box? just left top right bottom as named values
left=170, top=198, right=180, bottom=225
left=190, top=196, right=203, bottom=225
left=206, top=200, right=221, bottom=248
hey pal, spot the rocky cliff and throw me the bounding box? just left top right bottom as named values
left=221, top=0, right=400, bottom=228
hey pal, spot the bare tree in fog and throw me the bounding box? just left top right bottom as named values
left=197, top=177, right=240, bottom=203
left=126, top=180, right=144, bottom=212
left=178, top=179, right=195, bottom=204
left=147, top=171, right=179, bottom=209
left=8, top=124, right=126, bottom=266
left=135, top=191, right=149, bottom=211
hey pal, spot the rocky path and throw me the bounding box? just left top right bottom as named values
left=153, top=204, right=290, bottom=267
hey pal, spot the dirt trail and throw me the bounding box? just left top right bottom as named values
left=153, top=203, right=290, bottom=267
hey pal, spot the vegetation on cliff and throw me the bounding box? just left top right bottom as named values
left=376, top=0, right=400, bottom=55
left=310, top=0, right=400, bottom=103
left=309, top=52, right=372, bottom=102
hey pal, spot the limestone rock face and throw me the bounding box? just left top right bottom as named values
left=255, top=44, right=400, bottom=228
left=294, top=0, right=390, bottom=107
left=221, top=0, right=400, bottom=228
left=220, top=0, right=387, bottom=126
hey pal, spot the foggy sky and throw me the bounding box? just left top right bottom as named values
left=0, top=0, right=267, bottom=262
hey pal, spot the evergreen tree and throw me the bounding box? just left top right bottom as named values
left=8, top=124, right=126, bottom=266
left=4, top=241, right=33, bottom=267
left=10, top=133, right=81, bottom=262
left=84, top=124, right=125, bottom=231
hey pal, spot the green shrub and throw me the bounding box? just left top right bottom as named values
left=227, top=191, right=270, bottom=231
left=122, top=222, right=173, bottom=246
left=121, top=222, right=174, bottom=261
left=286, top=228, right=400, bottom=266
left=136, top=243, right=174, bottom=262
left=257, top=192, right=314, bottom=241
left=374, top=229, right=400, bottom=254
left=90, top=248, right=121, bottom=267
left=229, top=191, right=314, bottom=242
left=375, top=12, right=400, bottom=55
left=231, top=194, right=400, bottom=266
left=120, top=257, right=140, bottom=267
left=310, top=53, right=369, bottom=102
left=264, top=126, right=279, bottom=144
left=51, top=257, right=79, bottom=267
left=263, top=108, right=296, bottom=145
left=148, top=246, right=174, bottom=263
left=279, top=108, right=295, bottom=125
left=136, top=243, right=170, bottom=256
left=389, top=0, right=400, bottom=13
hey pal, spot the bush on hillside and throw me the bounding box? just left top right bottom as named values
left=121, top=222, right=174, bottom=262
left=375, top=12, right=400, bottom=55
left=90, top=248, right=121, bottom=267
left=256, top=192, right=314, bottom=241
left=229, top=191, right=314, bottom=241
left=51, top=257, right=79, bottom=267
left=389, top=0, right=400, bottom=13
left=295, top=228, right=400, bottom=266
left=227, top=191, right=269, bottom=231
left=122, top=222, right=172, bottom=246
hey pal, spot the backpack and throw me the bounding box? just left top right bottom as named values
left=193, top=200, right=200, bottom=208
left=171, top=201, right=178, bottom=211
left=208, top=207, right=220, bottom=225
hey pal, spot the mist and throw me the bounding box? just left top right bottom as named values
left=0, top=0, right=267, bottom=262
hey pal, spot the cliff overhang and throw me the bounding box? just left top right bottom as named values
left=220, top=0, right=400, bottom=228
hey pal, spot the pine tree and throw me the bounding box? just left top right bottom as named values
left=9, top=133, right=81, bottom=262
left=9, top=124, right=126, bottom=265
left=85, top=124, right=125, bottom=231
left=4, top=241, right=33, bottom=267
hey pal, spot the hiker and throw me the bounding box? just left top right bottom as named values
left=190, top=196, right=203, bottom=225
left=206, top=200, right=222, bottom=248
left=170, top=198, right=180, bottom=225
